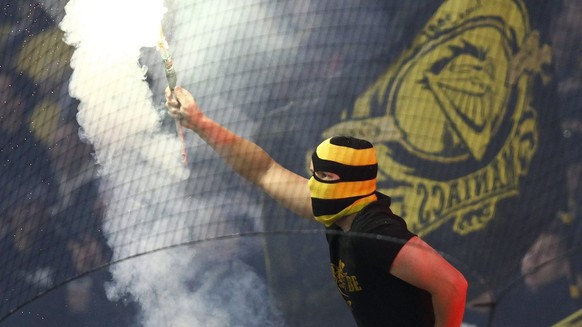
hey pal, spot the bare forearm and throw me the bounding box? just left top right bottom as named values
left=191, top=115, right=274, bottom=185
left=432, top=277, right=467, bottom=327
left=166, top=86, right=312, bottom=218
left=191, top=115, right=313, bottom=219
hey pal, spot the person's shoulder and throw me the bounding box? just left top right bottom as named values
left=353, top=194, right=409, bottom=233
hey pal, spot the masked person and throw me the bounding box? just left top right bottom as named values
left=165, top=87, right=468, bottom=327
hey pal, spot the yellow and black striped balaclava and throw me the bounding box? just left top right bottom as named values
left=308, top=136, right=378, bottom=227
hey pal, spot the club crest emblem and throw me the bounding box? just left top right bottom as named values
left=319, top=0, right=551, bottom=236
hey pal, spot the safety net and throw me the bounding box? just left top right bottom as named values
left=1, top=0, right=581, bottom=326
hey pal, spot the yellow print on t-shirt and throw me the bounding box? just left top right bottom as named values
left=331, top=260, right=363, bottom=301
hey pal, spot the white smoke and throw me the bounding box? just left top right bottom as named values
left=59, top=0, right=283, bottom=326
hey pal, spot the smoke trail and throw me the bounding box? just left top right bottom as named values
left=59, top=0, right=283, bottom=326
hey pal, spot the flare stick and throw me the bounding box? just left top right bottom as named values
left=158, top=28, right=188, bottom=166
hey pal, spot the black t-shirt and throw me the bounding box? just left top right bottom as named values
left=326, top=195, right=435, bottom=327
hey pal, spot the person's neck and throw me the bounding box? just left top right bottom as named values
left=335, top=213, right=357, bottom=232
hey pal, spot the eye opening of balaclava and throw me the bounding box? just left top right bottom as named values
left=308, top=136, right=378, bottom=227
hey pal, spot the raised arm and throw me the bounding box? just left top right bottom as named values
left=390, top=236, right=468, bottom=327
left=166, top=87, right=313, bottom=220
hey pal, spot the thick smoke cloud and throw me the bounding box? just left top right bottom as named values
left=58, top=0, right=405, bottom=325
left=59, top=0, right=284, bottom=326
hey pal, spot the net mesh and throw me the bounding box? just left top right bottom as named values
left=1, top=0, right=581, bottom=326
